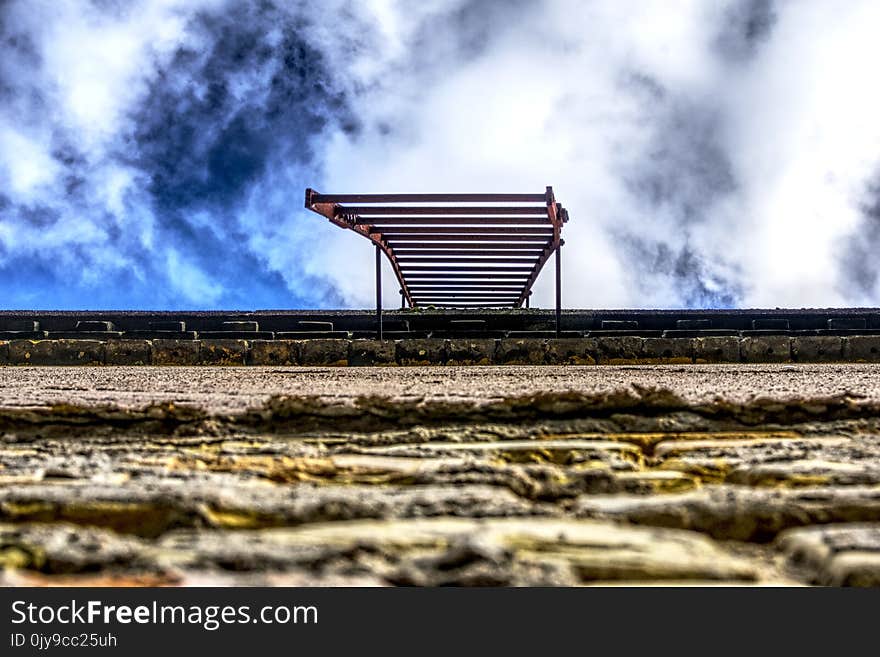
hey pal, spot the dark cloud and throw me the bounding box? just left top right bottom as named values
left=611, top=81, right=742, bottom=307
left=617, top=237, right=742, bottom=308
left=625, top=99, right=736, bottom=221
left=410, top=0, right=535, bottom=63
left=134, top=3, right=349, bottom=211
left=714, top=0, right=778, bottom=62
left=0, top=0, right=361, bottom=309
left=839, top=176, right=880, bottom=299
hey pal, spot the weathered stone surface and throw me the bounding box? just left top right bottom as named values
left=375, top=439, right=643, bottom=468
left=159, top=518, right=757, bottom=584
left=151, top=339, right=199, bottom=366
left=694, top=336, right=740, bottom=363
left=653, top=436, right=847, bottom=460
left=778, top=523, right=880, bottom=586
left=574, top=485, right=880, bottom=541
left=495, top=339, right=547, bottom=365
left=5, top=364, right=880, bottom=411
left=9, top=339, right=104, bottom=365
left=740, top=336, right=792, bottom=363
left=0, top=518, right=758, bottom=585
left=349, top=340, right=396, bottom=366
left=249, top=340, right=299, bottom=365
left=446, top=339, right=496, bottom=365
left=1, top=365, right=879, bottom=586
left=792, top=336, right=843, bottom=363
left=396, top=339, right=445, bottom=365
left=727, top=460, right=880, bottom=488
left=300, top=339, right=349, bottom=366
left=0, top=341, right=8, bottom=365
left=545, top=338, right=597, bottom=365
left=105, top=339, right=151, bottom=365
left=641, top=338, right=693, bottom=364
left=843, top=336, right=880, bottom=362
left=198, top=339, right=248, bottom=365
left=0, top=481, right=552, bottom=537
left=596, top=336, right=644, bottom=364
left=0, top=523, right=146, bottom=574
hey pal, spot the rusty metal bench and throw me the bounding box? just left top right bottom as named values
left=305, top=187, right=568, bottom=337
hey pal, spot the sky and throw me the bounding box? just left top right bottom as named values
left=0, top=0, right=879, bottom=310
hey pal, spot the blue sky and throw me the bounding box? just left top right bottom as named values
left=1, top=0, right=879, bottom=310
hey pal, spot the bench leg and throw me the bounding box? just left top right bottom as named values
left=376, top=245, right=383, bottom=339
left=555, top=243, right=561, bottom=336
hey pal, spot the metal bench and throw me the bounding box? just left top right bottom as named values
left=304, top=187, right=569, bottom=337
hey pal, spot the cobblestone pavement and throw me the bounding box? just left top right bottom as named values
left=2, top=365, right=880, bottom=586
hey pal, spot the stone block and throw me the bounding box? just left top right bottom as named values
left=828, top=317, right=866, bottom=330
left=446, top=339, right=495, bottom=365
left=0, top=340, right=8, bottom=364
left=843, top=336, right=880, bottom=362
left=249, top=340, right=299, bottom=366
left=151, top=339, right=200, bottom=366
left=199, top=339, right=248, bottom=365
left=449, top=319, right=487, bottom=331
left=396, top=339, right=445, bottom=365
left=640, top=338, right=693, bottom=364
left=221, top=321, right=259, bottom=332
left=8, top=339, right=104, bottom=365
left=76, top=320, right=115, bottom=332
left=150, top=321, right=186, bottom=332
left=105, top=340, right=151, bottom=365
left=300, top=339, right=349, bottom=366
left=740, top=336, right=791, bottom=363
left=791, top=336, right=844, bottom=363
left=298, top=321, right=334, bottom=332
left=752, top=319, right=789, bottom=330
left=0, top=320, right=39, bottom=332
left=349, top=340, right=396, bottom=366
left=596, top=336, right=644, bottom=364
left=694, top=336, right=740, bottom=363
left=676, top=319, right=711, bottom=330
left=545, top=338, right=597, bottom=365
left=495, top=339, right=546, bottom=365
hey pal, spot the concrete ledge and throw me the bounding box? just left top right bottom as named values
left=2, top=336, right=878, bottom=366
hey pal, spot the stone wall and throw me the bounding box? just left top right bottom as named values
left=3, top=335, right=880, bottom=365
